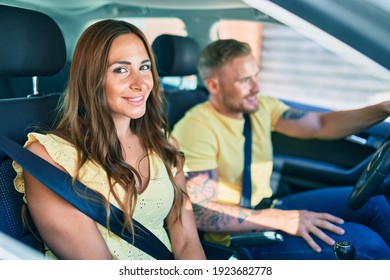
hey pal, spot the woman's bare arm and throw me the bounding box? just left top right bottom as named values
left=24, top=141, right=111, bottom=259
left=166, top=137, right=206, bottom=260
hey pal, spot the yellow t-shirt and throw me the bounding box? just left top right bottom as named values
left=172, top=95, right=289, bottom=245
left=13, top=132, right=174, bottom=260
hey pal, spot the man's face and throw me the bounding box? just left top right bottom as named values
left=212, top=54, right=260, bottom=118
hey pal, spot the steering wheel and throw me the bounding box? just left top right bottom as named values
left=349, top=140, right=390, bottom=210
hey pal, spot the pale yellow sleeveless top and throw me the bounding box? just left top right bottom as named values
left=13, top=132, right=175, bottom=260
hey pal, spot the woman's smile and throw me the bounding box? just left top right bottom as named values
left=123, top=95, right=145, bottom=106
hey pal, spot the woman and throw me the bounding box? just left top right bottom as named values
left=13, top=19, right=206, bottom=260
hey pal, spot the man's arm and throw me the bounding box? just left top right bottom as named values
left=186, top=169, right=266, bottom=233
left=186, top=169, right=346, bottom=252
left=274, top=100, right=390, bottom=140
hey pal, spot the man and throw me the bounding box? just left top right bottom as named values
left=172, top=39, right=390, bottom=259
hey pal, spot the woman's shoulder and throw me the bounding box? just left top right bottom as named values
left=13, top=132, right=78, bottom=194
left=25, top=132, right=72, bottom=147
left=24, top=132, right=76, bottom=161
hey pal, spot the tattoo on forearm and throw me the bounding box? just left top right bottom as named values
left=186, top=170, right=216, bottom=205
left=282, top=109, right=307, bottom=120
left=237, top=209, right=248, bottom=224
left=186, top=170, right=231, bottom=231
left=192, top=203, right=233, bottom=231
left=186, top=170, right=254, bottom=231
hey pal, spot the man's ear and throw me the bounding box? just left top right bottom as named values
left=205, top=77, right=219, bottom=96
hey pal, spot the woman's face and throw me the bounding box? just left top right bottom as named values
left=105, top=33, right=154, bottom=122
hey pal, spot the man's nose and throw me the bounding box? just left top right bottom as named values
left=250, top=77, right=260, bottom=93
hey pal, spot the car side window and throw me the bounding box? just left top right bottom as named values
left=214, top=20, right=390, bottom=114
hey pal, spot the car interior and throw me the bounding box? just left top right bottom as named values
left=0, top=0, right=389, bottom=260
left=0, top=5, right=65, bottom=255
left=151, top=34, right=209, bottom=129
left=0, top=3, right=285, bottom=260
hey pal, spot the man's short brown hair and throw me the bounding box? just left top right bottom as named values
left=197, top=39, right=252, bottom=81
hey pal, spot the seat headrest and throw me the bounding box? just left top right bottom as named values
left=152, top=34, right=200, bottom=77
left=0, top=5, right=66, bottom=77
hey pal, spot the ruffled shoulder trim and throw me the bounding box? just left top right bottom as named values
left=13, top=132, right=78, bottom=194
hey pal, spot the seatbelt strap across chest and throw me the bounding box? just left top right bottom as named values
left=241, top=114, right=252, bottom=208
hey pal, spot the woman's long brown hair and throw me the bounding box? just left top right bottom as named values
left=50, top=19, right=184, bottom=238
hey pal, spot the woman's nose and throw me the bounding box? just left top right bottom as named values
left=129, top=73, right=144, bottom=91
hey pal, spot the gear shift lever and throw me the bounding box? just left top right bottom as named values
left=333, top=241, right=356, bottom=260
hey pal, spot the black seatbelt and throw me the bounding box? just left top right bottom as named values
left=241, top=114, right=252, bottom=208
left=0, top=134, right=173, bottom=260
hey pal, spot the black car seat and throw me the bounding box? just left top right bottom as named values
left=151, top=34, right=209, bottom=130
left=152, top=34, right=284, bottom=259
left=0, top=4, right=65, bottom=256
left=0, top=62, right=70, bottom=99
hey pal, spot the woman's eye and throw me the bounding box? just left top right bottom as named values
left=113, top=67, right=127, bottom=74
left=140, top=64, right=151, bottom=71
